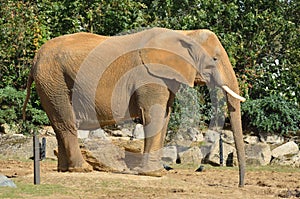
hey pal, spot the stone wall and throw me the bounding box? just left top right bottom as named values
left=0, top=124, right=299, bottom=170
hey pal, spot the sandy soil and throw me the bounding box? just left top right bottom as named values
left=0, top=158, right=299, bottom=199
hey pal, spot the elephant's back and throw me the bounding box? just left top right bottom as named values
left=32, top=32, right=108, bottom=82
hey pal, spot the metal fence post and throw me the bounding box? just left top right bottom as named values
left=219, top=132, right=223, bottom=166
left=33, top=133, right=40, bottom=185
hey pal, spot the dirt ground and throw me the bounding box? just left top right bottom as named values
left=0, top=158, right=299, bottom=199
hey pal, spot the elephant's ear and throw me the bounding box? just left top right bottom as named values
left=139, top=48, right=197, bottom=87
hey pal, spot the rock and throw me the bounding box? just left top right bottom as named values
left=259, top=132, right=285, bottom=144
left=178, top=146, right=203, bottom=165
left=38, top=126, right=55, bottom=136
left=166, top=128, right=204, bottom=148
left=244, top=135, right=260, bottom=144
left=162, top=146, right=177, bottom=163
left=204, top=130, right=220, bottom=143
left=77, top=130, right=90, bottom=139
left=0, top=134, right=33, bottom=159
left=120, top=128, right=132, bottom=137
left=44, top=136, right=58, bottom=160
left=117, top=139, right=143, bottom=170
left=82, top=138, right=128, bottom=172
left=132, top=124, right=144, bottom=139
left=272, top=141, right=299, bottom=158
left=200, top=144, right=213, bottom=160
left=204, top=140, right=237, bottom=166
left=0, top=134, right=58, bottom=160
left=110, top=128, right=132, bottom=137
left=89, top=128, right=108, bottom=140
left=1, top=123, right=22, bottom=135
left=221, top=130, right=234, bottom=144
left=204, top=130, right=219, bottom=143
left=271, top=152, right=300, bottom=168
left=187, top=128, right=204, bottom=142
left=245, top=143, right=272, bottom=166
left=167, top=131, right=193, bottom=147
left=0, top=174, right=17, bottom=188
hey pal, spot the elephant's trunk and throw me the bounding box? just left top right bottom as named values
left=227, top=93, right=246, bottom=187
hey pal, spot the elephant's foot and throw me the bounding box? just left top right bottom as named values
left=57, top=162, right=93, bottom=172
left=137, top=168, right=165, bottom=177
left=68, top=161, right=93, bottom=172
left=57, top=167, right=68, bottom=172
left=133, top=153, right=165, bottom=177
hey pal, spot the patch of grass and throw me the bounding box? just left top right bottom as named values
left=171, top=163, right=300, bottom=173
left=246, top=165, right=300, bottom=173
left=0, top=182, right=70, bottom=199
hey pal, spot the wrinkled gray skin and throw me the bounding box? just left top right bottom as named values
left=23, top=27, right=245, bottom=186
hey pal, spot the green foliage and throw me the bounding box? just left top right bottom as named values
left=0, top=0, right=299, bottom=136
left=0, top=86, right=49, bottom=134
left=242, top=95, right=300, bottom=135
left=168, top=85, right=212, bottom=132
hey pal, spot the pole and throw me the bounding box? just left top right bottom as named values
left=219, top=132, right=223, bottom=166
left=33, top=133, right=40, bottom=185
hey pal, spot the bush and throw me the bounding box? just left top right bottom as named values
left=168, top=85, right=214, bottom=133
left=0, top=86, right=49, bottom=134
left=242, top=95, right=300, bottom=135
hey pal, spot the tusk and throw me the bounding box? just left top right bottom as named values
left=222, top=85, right=246, bottom=102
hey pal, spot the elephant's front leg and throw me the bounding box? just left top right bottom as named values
left=136, top=86, right=171, bottom=177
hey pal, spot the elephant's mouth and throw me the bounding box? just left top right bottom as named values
left=221, top=85, right=246, bottom=102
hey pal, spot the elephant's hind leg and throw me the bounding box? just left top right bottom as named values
left=35, top=82, right=92, bottom=172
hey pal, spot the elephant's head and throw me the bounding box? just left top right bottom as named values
left=179, top=29, right=246, bottom=187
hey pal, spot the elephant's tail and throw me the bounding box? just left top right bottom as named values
left=22, top=74, right=34, bottom=121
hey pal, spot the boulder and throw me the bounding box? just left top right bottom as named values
left=120, top=128, right=132, bottom=137
left=259, top=132, right=285, bottom=144
left=204, top=140, right=237, bottom=166
left=244, top=135, right=260, bottom=144
left=271, top=152, right=300, bottom=168
left=77, top=130, right=90, bottom=139
left=132, top=124, right=144, bottom=139
left=204, top=130, right=220, bottom=143
left=167, top=131, right=193, bottom=147
left=162, top=146, right=177, bottom=163
left=44, top=136, right=58, bottom=160
left=82, top=138, right=128, bottom=172
left=89, top=128, right=108, bottom=140
left=272, top=141, right=299, bottom=158
left=186, top=128, right=204, bottom=142
left=166, top=128, right=204, bottom=147
left=178, top=146, right=203, bottom=165
left=0, top=123, right=17, bottom=135
left=0, top=174, right=16, bottom=188
left=0, top=134, right=58, bottom=160
left=38, top=126, right=55, bottom=136
left=245, top=143, right=272, bottom=166
left=221, top=130, right=235, bottom=144
left=0, top=134, right=33, bottom=159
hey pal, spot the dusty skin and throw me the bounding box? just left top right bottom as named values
left=0, top=158, right=299, bottom=199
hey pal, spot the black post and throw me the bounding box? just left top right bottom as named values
left=33, top=133, right=40, bottom=185
left=40, top=137, right=46, bottom=160
left=219, top=132, right=223, bottom=166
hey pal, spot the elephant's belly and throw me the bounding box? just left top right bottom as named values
left=75, top=101, right=137, bottom=130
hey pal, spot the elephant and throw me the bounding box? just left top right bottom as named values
left=23, top=27, right=246, bottom=187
